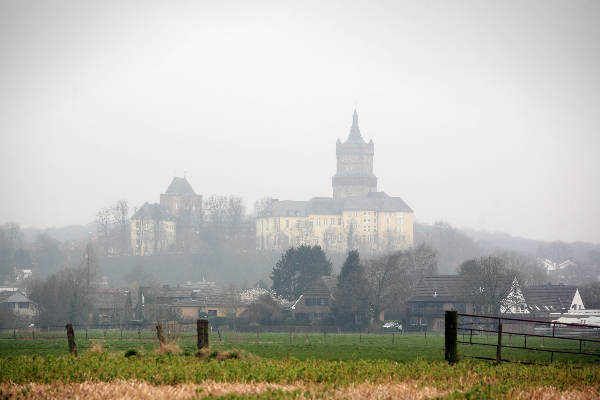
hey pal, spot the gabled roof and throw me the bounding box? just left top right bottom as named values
left=409, top=275, right=470, bottom=302
left=523, top=284, right=579, bottom=312
left=131, top=202, right=172, bottom=220
left=302, top=276, right=337, bottom=298
left=142, top=282, right=226, bottom=307
left=165, top=177, right=196, bottom=195
left=0, top=291, right=33, bottom=304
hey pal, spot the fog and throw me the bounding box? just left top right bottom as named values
left=1, top=0, right=599, bottom=243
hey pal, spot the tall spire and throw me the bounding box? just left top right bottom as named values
left=348, top=109, right=363, bottom=140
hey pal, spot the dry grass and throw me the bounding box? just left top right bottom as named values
left=2, top=381, right=599, bottom=399
left=156, top=342, right=181, bottom=355
left=90, top=342, right=103, bottom=353
left=507, top=386, right=600, bottom=400
left=0, top=380, right=448, bottom=399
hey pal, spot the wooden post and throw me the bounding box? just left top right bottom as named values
left=218, top=330, right=222, bottom=342
left=66, top=323, right=77, bottom=356
left=138, top=328, right=141, bottom=341
left=197, top=319, right=209, bottom=350
left=156, top=322, right=166, bottom=345
left=85, top=328, right=88, bottom=340
left=360, top=331, right=362, bottom=343
left=32, top=327, right=35, bottom=340
left=323, top=331, right=326, bottom=344
left=120, top=327, right=123, bottom=340
left=424, top=326, right=427, bottom=344
left=13, top=329, right=16, bottom=339
left=444, top=311, right=458, bottom=364
left=392, top=332, right=395, bottom=344
left=496, top=320, right=502, bottom=363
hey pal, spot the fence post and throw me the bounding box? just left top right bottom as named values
left=156, top=322, right=166, bottom=346
left=66, top=323, right=77, bottom=356
left=218, top=330, right=222, bottom=342
left=32, top=327, right=35, bottom=340
left=444, top=311, right=458, bottom=364
left=13, top=329, right=16, bottom=339
left=197, top=319, right=209, bottom=350
left=496, top=319, right=503, bottom=363
left=85, top=328, right=88, bottom=340
left=392, top=332, right=395, bottom=344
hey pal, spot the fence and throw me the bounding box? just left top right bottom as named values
left=444, top=310, right=600, bottom=364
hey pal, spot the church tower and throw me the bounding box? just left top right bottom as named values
left=332, top=110, right=377, bottom=199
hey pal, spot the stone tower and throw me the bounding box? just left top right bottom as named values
left=332, top=110, right=377, bottom=199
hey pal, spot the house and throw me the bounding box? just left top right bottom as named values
left=407, top=275, right=473, bottom=331
left=139, top=281, right=242, bottom=321
left=407, top=275, right=526, bottom=332
left=523, top=283, right=585, bottom=318
left=0, top=291, right=38, bottom=319
left=291, top=276, right=337, bottom=321
left=91, top=289, right=135, bottom=324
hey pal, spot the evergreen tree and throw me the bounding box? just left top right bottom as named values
left=271, top=245, right=332, bottom=300
left=332, top=250, right=370, bottom=328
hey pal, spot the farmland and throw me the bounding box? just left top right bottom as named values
left=1, top=331, right=600, bottom=399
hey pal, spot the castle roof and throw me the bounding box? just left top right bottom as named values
left=345, top=109, right=367, bottom=144
left=131, top=202, right=173, bottom=220
left=262, top=192, right=412, bottom=217
left=165, top=177, right=196, bottom=195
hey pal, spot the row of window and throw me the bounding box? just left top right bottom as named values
left=305, top=297, right=329, bottom=306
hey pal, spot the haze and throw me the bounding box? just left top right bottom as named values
left=1, top=0, right=599, bottom=243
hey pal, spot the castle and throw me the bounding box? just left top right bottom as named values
left=130, top=177, right=202, bottom=256
left=256, top=111, right=414, bottom=253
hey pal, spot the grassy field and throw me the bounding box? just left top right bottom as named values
left=1, top=330, right=600, bottom=399
left=1, top=330, right=599, bottom=364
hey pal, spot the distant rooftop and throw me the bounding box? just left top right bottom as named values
left=262, top=191, right=412, bottom=217
left=164, top=177, right=196, bottom=195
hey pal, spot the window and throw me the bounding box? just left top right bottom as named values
left=331, top=218, right=335, bottom=225
left=18, top=303, right=29, bottom=309
left=354, top=212, right=358, bottom=216
left=285, top=220, right=289, bottom=228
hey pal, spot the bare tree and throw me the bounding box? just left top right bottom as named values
left=96, top=207, right=112, bottom=256
left=111, top=200, right=129, bottom=256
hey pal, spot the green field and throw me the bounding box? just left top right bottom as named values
left=1, top=330, right=600, bottom=364
left=1, top=330, right=600, bottom=399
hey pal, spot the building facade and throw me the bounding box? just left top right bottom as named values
left=130, top=177, right=202, bottom=256
left=257, top=111, right=414, bottom=253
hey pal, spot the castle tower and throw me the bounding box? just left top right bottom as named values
left=159, top=177, right=202, bottom=217
left=332, top=110, right=377, bottom=199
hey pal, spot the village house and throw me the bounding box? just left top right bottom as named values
left=407, top=275, right=528, bottom=332
left=138, top=281, right=243, bottom=321
left=523, top=283, right=585, bottom=318
left=91, top=289, right=135, bottom=324
left=291, top=276, right=337, bottom=321
left=0, top=291, right=38, bottom=320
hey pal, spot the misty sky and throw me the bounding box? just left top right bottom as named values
left=1, top=1, right=599, bottom=243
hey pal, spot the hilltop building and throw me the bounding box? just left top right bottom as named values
left=257, top=111, right=414, bottom=253
left=130, top=177, right=202, bottom=256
